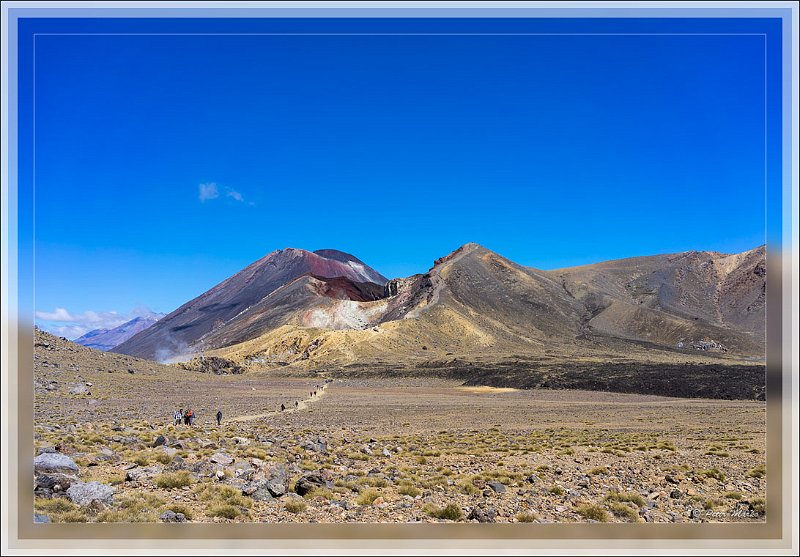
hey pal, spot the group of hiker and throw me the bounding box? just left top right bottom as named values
left=173, top=379, right=334, bottom=422
left=278, top=379, right=333, bottom=412
left=172, top=408, right=224, bottom=426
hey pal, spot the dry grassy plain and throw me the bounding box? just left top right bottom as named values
left=33, top=331, right=766, bottom=524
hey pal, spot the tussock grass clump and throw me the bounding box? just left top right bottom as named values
left=423, top=503, right=463, bottom=521
left=703, top=498, right=723, bottom=510
left=333, top=479, right=357, bottom=491
left=359, top=477, right=389, bottom=488
left=133, top=454, right=149, bottom=466
left=723, top=492, right=742, bottom=500
left=55, top=510, right=88, bottom=523
left=35, top=498, right=77, bottom=514
left=39, top=492, right=163, bottom=524
left=700, top=468, right=725, bottom=482
left=604, top=491, right=646, bottom=508
left=607, top=502, right=639, bottom=521
left=576, top=504, right=610, bottom=522
left=155, top=452, right=173, bottom=465
left=750, top=498, right=766, bottom=515
left=588, top=466, right=608, bottom=475
left=515, top=512, right=537, bottom=523
left=746, top=464, right=765, bottom=479
left=284, top=498, right=307, bottom=514
left=305, top=487, right=334, bottom=500
left=356, top=489, right=382, bottom=506
left=207, top=504, right=241, bottom=519
left=165, top=503, right=193, bottom=520
left=458, top=480, right=480, bottom=496
left=548, top=486, right=564, bottom=496
left=154, top=471, right=193, bottom=489
left=197, top=485, right=252, bottom=509
left=398, top=483, right=421, bottom=498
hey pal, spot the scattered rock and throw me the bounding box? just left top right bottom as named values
left=468, top=506, right=497, bottom=523
left=69, top=384, right=90, bottom=395
left=160, top=510, right=187, bottom=523
left=34, top=452, right=78, bottom=474
left=35, top=472, right=78, bottom=495
left=295, top=472, right=329, bottom=496
left=487, top=481, right=506, bottom=494
left=33, top=513, right=50, bottom=524
left=66, top=481, right=115, bottom=506
left=210, top=453, right=234, bottom=466
left=152, top=435, right=167, bottom=447
left=125, top=465, right=162, bottom=482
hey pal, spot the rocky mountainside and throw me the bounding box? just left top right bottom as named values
left=74, top=314, right=164, bottom=351
left=112, top=249, right=388, bottom=361
left=542, top=245, right=766, bottom=353
left=113, top=243, right=766, bottom=378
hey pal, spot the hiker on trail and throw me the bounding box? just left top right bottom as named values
left=280, top=403, right=285, bottom=412
left=174, top=409, right=182, bottom=426
left=185, top=408, right=193, bottom=426
left=295, top=401, right=299, bottom=409
left=216, top=409, right=222, bottom=426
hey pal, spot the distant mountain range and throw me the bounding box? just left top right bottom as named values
left=74, top=313, right=165, bottom=351
left=112, top=244, right=765, bottom=374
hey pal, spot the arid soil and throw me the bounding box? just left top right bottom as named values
left=33, top=331, right=766, bottom=525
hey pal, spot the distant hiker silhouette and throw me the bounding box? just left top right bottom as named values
left=280, top=403, right=285, bottom=412
left=295, top=401, right=299, bottom=409
left=216, top=410, right=222, bottom=426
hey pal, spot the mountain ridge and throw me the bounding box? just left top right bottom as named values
left=113, top=243, right=766, bottom=372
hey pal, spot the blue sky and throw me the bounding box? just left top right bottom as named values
left=18, top=18, right=781, bottom=338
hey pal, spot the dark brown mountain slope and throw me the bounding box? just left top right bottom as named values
left=543, top=246, right=765, bottom=355
left=113, top=248, right=387, bottom=361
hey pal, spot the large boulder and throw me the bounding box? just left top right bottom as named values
left=243, top=463, right=289, bottom=500
left=34, top=472, right=78, bottom=496
left=294, top=473, right=330, bottom=496
left=262, top=463, right=289, bottom=497
left=34, top=452, right=78, bottom=474
left=152, top=435, right=167, bottom=448
left=66, top=481, right=115, bottom=506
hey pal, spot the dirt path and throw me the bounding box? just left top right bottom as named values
left=228, top=380, right=331, bottom=423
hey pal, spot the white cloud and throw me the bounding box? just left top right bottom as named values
left=199, top=182, right=219, bottom=202
left=226, top=189, right=244, bottom=202
left=35, top=307, right=73, bottom=321
left=35, top=307, right=134, bottom=339
left=199, top=182, right=252, bottom=205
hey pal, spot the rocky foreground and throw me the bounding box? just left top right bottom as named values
left=32, top=330, right=766, bottom=524
left=33, top=394, right=766, bottom=524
